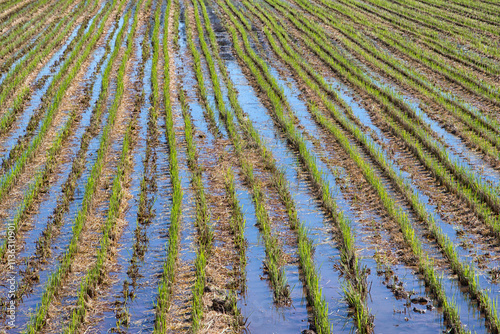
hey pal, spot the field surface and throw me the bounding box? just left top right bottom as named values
left=1, top=0, right=500, bottom=332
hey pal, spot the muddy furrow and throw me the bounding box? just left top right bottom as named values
left=0, top=18, right=90, bottom=170
left=206, top=18, right=353, bottom=330
left=230, top=11, right=449, bottom=332
left=0, top=0, right=38, bottom=25
left=180, top=4, right=244, bottom=332
left=81, top=1, right=169, bottom=331
left=0, top=0, right=92, bottom=114
left=285, top=0, right=500, bottom=164
left=0, top=0, right=119, bottom=285
left=0, top=0, right=103, bottom=165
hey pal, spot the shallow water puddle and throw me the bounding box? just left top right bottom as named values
left=232, top=179, right=309, bottom=333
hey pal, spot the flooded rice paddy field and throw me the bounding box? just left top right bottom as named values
left=1, top=0, right=500, bottom=332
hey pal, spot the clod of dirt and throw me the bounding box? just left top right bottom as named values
left=301, top=330, right=316, bottom=334
left=411, top=296, right=430, bottom=304
left=413, top=307, right=427, bottom=314
left=210, top=296, right=232, bottom=314
left=207, top=285, right=235, bottom=315
left=488, top=268, right=500, bottom=283
left=394, top=288, right=409, bottom=299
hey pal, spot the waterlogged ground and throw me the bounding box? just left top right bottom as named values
left=0, top=0, right=500, bottom=333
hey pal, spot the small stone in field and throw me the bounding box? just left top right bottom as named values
left=411, top=296, right=430, bottom=304
left=413, top=307, right=427, bottom=314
